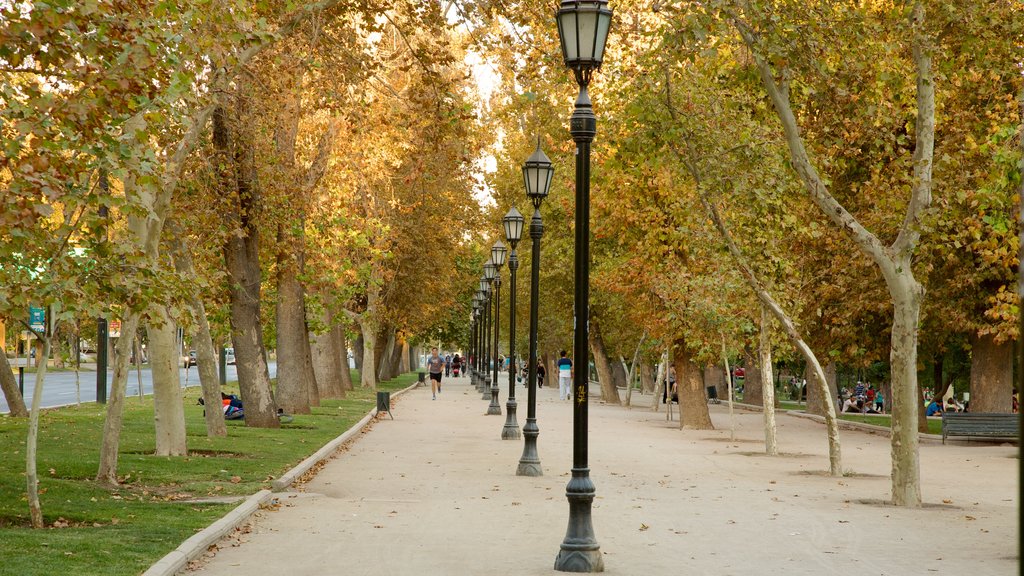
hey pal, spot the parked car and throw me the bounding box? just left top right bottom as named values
left=224, top=347, right=236, bottom=365
left=187, top=350, right=197, bottom=367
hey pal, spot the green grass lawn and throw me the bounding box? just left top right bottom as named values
left=0, top=371, right=417, bottom=575
left=837, top=412, right=943, bottom=435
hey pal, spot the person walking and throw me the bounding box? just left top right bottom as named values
left=427, top=347, right=444, bottom=400
left=557, top=350, right=573, bottom=401
left=444, top=353, right=452, bottom=377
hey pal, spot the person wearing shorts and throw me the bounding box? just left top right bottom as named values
left=427, top=347, right=444, bottom=400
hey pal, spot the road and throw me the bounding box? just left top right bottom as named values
left=1, top=361, right=278, bottom=414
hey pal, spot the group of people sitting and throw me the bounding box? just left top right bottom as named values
left=925, top=395, right=965, bottom=416
left=839, top=381, right=885, bottom=414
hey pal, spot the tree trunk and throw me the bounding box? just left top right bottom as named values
left=0, top=351, right=28, bottom=417
left=302, top=315, right=320, bottom=408
left=969, top=333, right=1013, bottom=413
left=218, top=104, right=279, bottom=429
left=25, top=334, right=51, bottom=527
left=147, top=305, right=186, bottom=456
left=652, top=352, right=667, bottom=413
left=588, top=319, right=620, bottom=405
left=721, top=336, right=736, bottom=441
left=275, top=230, right=312, bottom=415
left=377, top=329, right=396, bottom=382
left=358, top=321, right=377, bottom=389
left=743, top=346, right=763, bottom=407
left=338, top=327, right=353, bottom=391
left=673, top=337, right=714, bottom=430
left=889, top=282, right=923, bottom=506
left=807, top=361, right=839, bottom=417
left=399, top=340, right=410, bottom=373
left=387, top=337, right=404, bottom=379
left=612, top=359, right=627, bottom=394
left=168, top=222, right=226, bottom=437
left=760, top=306, right=779, bottom=455
left=640, top=361, right=655, bottom=395
left=311, top=311, right=345, bottom=399
left=353, top=333, right=364, bottom=372
left=96, top=313, right=141, bottom=485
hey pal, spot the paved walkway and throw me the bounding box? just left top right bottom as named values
left=188, top=375, right=1017, bottom=575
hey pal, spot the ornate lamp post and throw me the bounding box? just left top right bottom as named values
left=479, top=273, right=493, bottom=395
left=470, top=298, right=480, bottom=387
left=517, top=139, right=554, bottom=476
left=486, top=243, right=507, bottom=415
left=475, top=289, right=487, bottom=391
left=501, top=208, right=526, bottom=439
left=554, top=1, right=612, bottom=572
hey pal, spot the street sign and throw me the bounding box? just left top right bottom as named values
left=109, top=320, right=122, bottom=338
left=29, top=307, right=45, bottom=333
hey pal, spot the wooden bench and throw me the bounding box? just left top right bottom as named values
left=941, top=413, right=1020, bottom=444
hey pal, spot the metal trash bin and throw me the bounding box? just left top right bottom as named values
left=377, top=391, right=390, bottom=413
left=706, top=385, right=720, bottom=404
left=418, top=371, right=426, bottom=384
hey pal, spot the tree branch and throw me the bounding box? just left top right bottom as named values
left=892, top=1, right=935, bottom=256
left=730, top=11, right=893, bottom=273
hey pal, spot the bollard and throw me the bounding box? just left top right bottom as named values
left=18, top=366, right=24, bottom=396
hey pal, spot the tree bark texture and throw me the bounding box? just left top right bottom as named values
left=25, top=335, right=50, bottom=528
left=588, top=319, right=620, bottom=405
left=640, top=361, right=655, bottom=395
left=743, top=347, right=763, bottom=407
left=147, top=305, right=186, bottom=456
left=96, top=313, right=141, bottom=485
left=807, top=361, right=838, bottom=417
left=969, top=333, right=1013, bottom=413
left=358, top=321, right=377, bottom=389
left=338, top=327, right=353, bottom=391
left=311, top=310, right=345, bottom=399
left=353, top=333, right=364, bottom=372
left=673, top=337, right=714, bottom=430
left=168, top=222, right=226, bottom=437
left=217, top=105, right=279, bottom=428
left=0, top=351, right=28, bottom=416
left=760, top=305, right=779, bottom=455
left=276, top=227, right=313, bottom=415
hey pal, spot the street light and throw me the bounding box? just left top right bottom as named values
left=554, top=0, right=612, bottom=572
left=486, top=243, right=507, bottom=414
left=501, top=208, right=526, bottom=440
left=479, top=274, right=492, bottom=395
left=517, top=139, right=554, bottom=477
left=475, top=290, right=487, bottom=390
left=471, top=298, right=480, bottom=388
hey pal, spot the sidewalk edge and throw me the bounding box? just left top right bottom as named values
left=143, top=379, right=420, bottom=576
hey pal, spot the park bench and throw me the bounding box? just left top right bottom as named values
left=941, top=412, right=1019, bottom=444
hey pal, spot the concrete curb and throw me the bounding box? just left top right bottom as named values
left=786, top=410, right=943, bottom=443
left=141, top=489, right=276, bottom=576
left=144, top=379, right=420, bottom=576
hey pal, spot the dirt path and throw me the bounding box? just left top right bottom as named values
left=188, top=375, right=1017, bottom=575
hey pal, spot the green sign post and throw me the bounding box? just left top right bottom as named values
left=28, top=307, right=45, bottom=333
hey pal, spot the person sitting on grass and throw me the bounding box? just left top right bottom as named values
left=841, top=397, right=864, bottom=414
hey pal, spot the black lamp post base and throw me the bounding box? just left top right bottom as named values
left=481, top=376, right=492, bottom=398
left=516, top=419, right=542, bottom=476
left=554, top=468, right=603, bottom=573
left=486, top=386, right=502, bottom=415
left=501, top=399, right=521, bottom=439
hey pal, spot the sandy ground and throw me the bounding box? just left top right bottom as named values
left=187, top=375, right=1018, bottom=576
